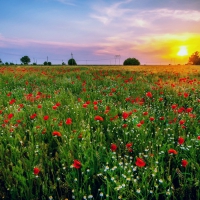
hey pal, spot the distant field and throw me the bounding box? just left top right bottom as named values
left=0, top=65, right=199, bottom=199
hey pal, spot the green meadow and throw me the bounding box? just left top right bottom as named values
left=0, top=65, right=199, bottom=200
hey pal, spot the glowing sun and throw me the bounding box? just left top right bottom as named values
left=177, top=46, right=188, bottom=56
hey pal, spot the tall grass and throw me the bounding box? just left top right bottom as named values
left=0, top=65, right=199, bottom=200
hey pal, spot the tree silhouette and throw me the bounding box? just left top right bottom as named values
left=20, top=56, right=31, bottom=65
left=123, top=58, right=140, bottom=65
left=188, top=51, right=200, bottom=65
left=68, top=58, right=77, bottom=65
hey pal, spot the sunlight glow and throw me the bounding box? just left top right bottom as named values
left=177, top=46, right=188, bottom=56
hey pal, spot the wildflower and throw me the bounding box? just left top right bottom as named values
left=122, top=124, right=128, bottom=128
left=52, top=131, right=62, bottom=137
left=149, top=117, right=155, bottom=121
left=94, top=115, right=103, bottom=121
left=183, top=92, right=189, bottom=98
left=8, top=113, right=14, bottom=119
left=197, top=136, right=200, bottom=140
left=171, top=104, right=177, bottom=109
left=168, top=149, right=178, bottom=155
left=94, top=105, right=98, bottom=110
left=110, top=143, right=117, bottom=152
left=43, top=115, right=49, bottom=120
left=126, top=143, right=133, bottom=149
left=178, top=137, right=185, bottom=145
left=143, top=111, right=148, bottom=116
left=73, top=160, right=81, bottom=169
left=122, top=112, right=129, bottom=119
left=146, top=92, right=153, bottom=98
left=38, top=104, right=42, bottom=109
left=137, top=123, right=142, bottom=127
left=30, top=113, right=37, bottom=120
left=179, top=120, right=185, bottom=125
left=9, top=99, right=16, bottom=105
left=33, top=167, right=40, bottom=175
left=52, top=105, right=58, bottom=110
left=181, top=159, right=188, bottom=167
left=135, top=158, right=146, bottom=167
left=83, top=103, right=88, bottom=108
left=66, top=118, right=72, bottom=125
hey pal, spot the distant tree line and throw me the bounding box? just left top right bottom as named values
left=1, top=52, right=199, bottom=66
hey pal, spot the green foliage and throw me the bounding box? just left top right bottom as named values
left=123, top=57, right=140, bottom=65
left=5, top=62, right=9, bottom=65
left=20, top=56, right=31, bottom=65
left=62, top=62, right=66, bottom=65
left=32, top=62, right=37, bottom=65
left=0, top=59, right=2, bottom=64
left=189, top=51, right=200, bottom=65
left=68, top=58, right=77, bottom=65
left=47, top=62, right=51, bottom=66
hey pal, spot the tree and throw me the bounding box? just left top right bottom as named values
left=44, top=61, right=51, bottom=65
left=68, top=58, right=77, bottom=65
left=188, top=51, right=200, bottom=65
left=20, top=56, right=31, bottom=65
left=0, top=59, right=2, bottom=64
left=123, top=58, right=140, bottom=65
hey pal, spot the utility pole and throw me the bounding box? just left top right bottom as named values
left=115, top=55, right=120, bottom=65
left=47, top=56, right=48, bottom=62
left=71, top=53, right=73, bottom=65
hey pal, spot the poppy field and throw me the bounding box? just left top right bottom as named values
left=0, top=65, right=200, bottom=200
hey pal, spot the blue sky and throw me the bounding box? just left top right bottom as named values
left=1, top=0, right=200, bottom=65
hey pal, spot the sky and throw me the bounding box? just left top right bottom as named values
left=0, top=0, right=200, bottom=65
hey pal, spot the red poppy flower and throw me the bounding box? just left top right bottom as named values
left=110, top=143, right=117, bottom=152
left=126, top=143, right=133, bottom=149
left=146, top=92, right=153, bottom=98
left=66, top=118, right=72, bottom=125
left=149, top=117, right=155, bottom=121
left=73, top=160, right=81, bottom=169
left=171, top=104, right=178, bottom=109
left=38, top=104, right=42, bottom=109
left=33, top=167, right=40, bottom=175
left=8, top=113, right=14, bottom=119
left=122, top=112, right=129, bottom=119
left=93, top=105, right=98, bottom=110
left=178, top=137, right=185, bottom=145
left=122, top=124, right=128, bottom=128
left=52, top=105, right=58, bottom=110
left=197, top=136, right=200, bottom=140
left=43, top=115, right=49, bottom=120
left=137, top=123, right=142, bottom=127
left=135, top=158, right=146, bottom=167
left=83, top=103, right=88, bottom=108
left=179, top=120, right=185, bottom=125
left=30, top=113, right=37, bottom=120
left=143, top=112, right=148, bottom=116
left=9, top=99, right=16, bottom=105
left=185, top=107, right=192, bottom=113
left=52, top=131, right=62, bottom=137
left=181, top=159, right=188, bottom=168
left=93, top=101, right=98, bottom=105
left=183, top=93, right=189, bottom=98
left=159, top=116, right=165, bottom=120
left=168, top=149, right=178, bottom=155
left=94, top=116, right=103, bottom=121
